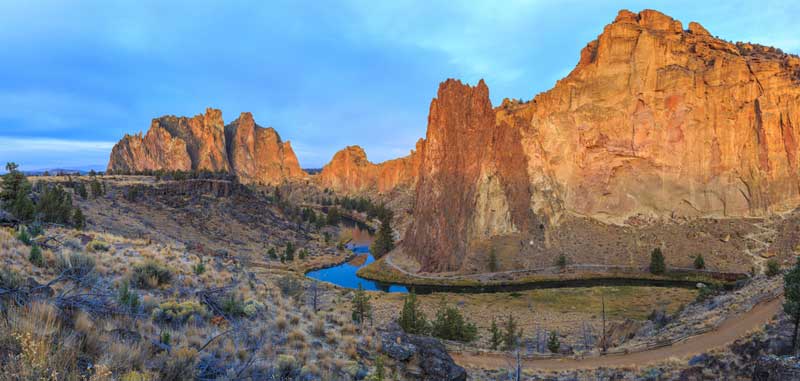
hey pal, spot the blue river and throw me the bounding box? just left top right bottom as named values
left=306, top=245, right=408, bottom=293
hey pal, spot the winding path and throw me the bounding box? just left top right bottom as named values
left=451, top=296, right=782, bottom=371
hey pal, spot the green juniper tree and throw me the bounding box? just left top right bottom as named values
left=556, top=254, right=568, bottom=271
left=351, top=283, right=372, bottom=326
left=547, top=331, right=560, bottom=353
left=430, top=298, right=478, bottom=342
left=370, top=210, right=395, bottom=259
left=784, top=260, right=800, bottom=352
left=76, top=183, right=88, bottom=199
left=285, top=242, right=295, bottom=261
left=326, top=206, right=341, bottom=225
left=489, top=318, right=502, bottom=350
left=649, top=247, right=666, bottom=275
left=1, top=162, right=34, bottom=221
left=17, top=226, right=32, bottom=246
left=11, top=189, right=34, bottom=222
left=90, top=179, right=103, bottom=198
left=694, top=254, right=705, bottom=270
left=29, top=244, right=43, bottom=267
left=767, top=259, right=781, bottom=277
left=398, top=291, right=428, bottom=334
left=488, top=248, right=498, bottom=272
left=73, top=207, right=86, bottom=230
left=36, top=185, right=73, bottom=224
left=502, top=314, right=522, bottom=351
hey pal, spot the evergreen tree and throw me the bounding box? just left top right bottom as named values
left=547, top=331, right=560, bottom=353
left=76, top=182, right=88, bottom=199
left=11, top=187, right=34, bottom=222
left=36, top=185, right=73, bottom=224
left=299, top=249, right=307, bottom=260
left=1, top=163, right=27, bottom=202
left=118, top=280, right=140, bottom=310
left=430, top=298, right=478, bottom=342
left=649, top=247, right=666, bottom=275
left=488, top=248, right=498, bottom=272
left=784, top=260, right=800, bottom=352
left=17, top=226, right=31, bottom=246
left=29, top=244, right=43, bottom=267
left=370, top=210, right=395, bottom=259
left=694, top=254, right=705, bottom=270
left=398, top=291, right=428, bottom=334
left=284, top=242, right=295, bottom=261
left=556, top=254, right=568, bottom=270
left=73, top=207, right=86, bottom=230
left=767, top=259, right=781, bottom=277
left=351, top=283, right=372, bottom=325
left=489, top=318, right=502, bottom=350
left=326, top=206, right=341, bottom=225
left=90, top=179, right=103, bottom=198
left=268, top=247, right=278, bottom=260
left=502, top=314, right=522, bottom=351
left=1, top=162, right=34, bottom=221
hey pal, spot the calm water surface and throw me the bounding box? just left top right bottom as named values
left=306, top=245, right=408, bottom=293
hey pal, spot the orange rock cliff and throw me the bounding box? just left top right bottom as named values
left=403, top=9, right=800, bottom=271
left=316, top=143, right=422, bottom=193
left=107, top=108, right=306, bottom=184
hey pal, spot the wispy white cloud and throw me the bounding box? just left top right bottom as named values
left=0, top=137, right=114, bottom=152
left=0, top=137, right=114, bottom=171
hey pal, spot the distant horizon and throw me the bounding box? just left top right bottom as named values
left=2, top=1, right=799, bottom=171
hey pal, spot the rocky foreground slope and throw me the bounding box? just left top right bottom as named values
left=108, top=108, right=306, bottom=185
left=404, top=9, right=800, bottom=271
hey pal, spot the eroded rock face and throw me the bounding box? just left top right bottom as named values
left=225, top=112, right=306, bottom=185
left=106, top=125, right=192, bottom=173
left=317, top=142, right=421, bottom=193
left=403, top=9, right=800, bottom=272
left=404, top=79, right=498, bottom=272
left=155, top=108, right=230, bottom=172
left=524, top=9, right=800, bottom=222
left=108, top=109, right=306, bottom=184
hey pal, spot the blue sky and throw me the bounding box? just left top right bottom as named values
left=1, top=0, right=798, bottom=171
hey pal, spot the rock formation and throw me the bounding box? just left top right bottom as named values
left=225, top=112, right=306, bottom=184
left=108, top=108, right=306, bottom=184
left=317, top=143, right=421, bottom=193
left=107, top=125, right=192, bottom=173
left=403, top=9, right=800, bottom=272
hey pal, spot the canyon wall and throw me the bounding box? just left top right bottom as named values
left=404, top=9, right=800, bottom=272
left=108, top=108, right=306, bottom=185
left=317, top=143, right=422, bottom=194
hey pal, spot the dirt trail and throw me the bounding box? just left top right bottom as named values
left=743, top=218, right=780, bottom=273
left=451, top=296, right=782, bottom=371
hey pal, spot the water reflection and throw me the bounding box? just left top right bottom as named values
left=306, top=245, right=408, bottom=293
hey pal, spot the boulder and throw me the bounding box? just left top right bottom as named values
left=752, top=356, right=800, bottom=381
left=378, top=323, right=467, bottom=381
left=0, top=209, right=18, bottom=226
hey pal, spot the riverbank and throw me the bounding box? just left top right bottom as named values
left=357, top=255, right=744, bottom=293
